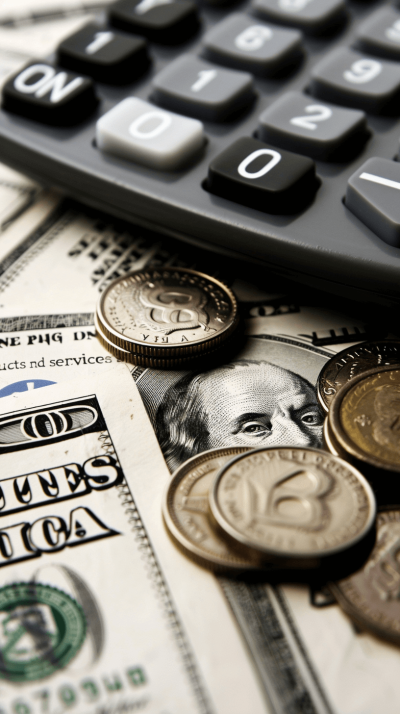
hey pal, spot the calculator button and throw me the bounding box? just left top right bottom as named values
left=346, top=158, right=400, bottom=247
left=201, top=13, right=303, bottom=77
left=2, top=62, right=97, bottom=126
left=356, top=8, right=400, bottom=62
left=258, top=91, right=367, bottom=160
left=207, top=137, right=318, bottom=213
left=251, top=0, right=346, bottom=36
left=96, top=97, right=204, bottom=169
left=151, top=54, right=254, bottom=121
left=309, top=47, right=400, bottom=114
left=57, top=23, right=150, bottom=84
left=109, top=0, right=199, bottom=44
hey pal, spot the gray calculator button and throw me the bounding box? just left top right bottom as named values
left=202, top=13, right=303, bottom=77
left=151, top=54, right=254, bottom=121
left=356, top=8, right=400, bottom=62
left=309, top=47, right=400, bottom=114
left=96, top=97, right=204, bottom=170
left=258, top=91, right=367, bottom=160
left=346, top=158, right=400, bottom=247
left=251, top=0, right=346, bottom=35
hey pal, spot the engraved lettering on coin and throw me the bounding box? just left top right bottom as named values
left=331, top=510, right=400, bottom=645
left=317, top=341, right=400, bottom=412
left=136, top=283, right=211, bottom=334
left=330, top=366, right=400, bottom=470
left=209, top=447, right=375, bottom=564
left=96, top=268, right=238, bottom=357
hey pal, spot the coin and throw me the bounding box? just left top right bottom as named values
left=163, top=447, right=265, bottom=573
left=329, top=365, right=400, bottom=472
left=331, top=509, right=400, bottom=646
left=95, top=313, right=224, bottom=368
left=323, top=417, right=341, bottom=457
left=317, top=341, right=400, bottom=413
left=96, top=268, right=239, bottom=359
left=209, top=447, right=376, bottom=568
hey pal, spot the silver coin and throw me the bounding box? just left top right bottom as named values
left=96, top=267, right=239, bottom=360
left=209, top=447, right=376, bottom=568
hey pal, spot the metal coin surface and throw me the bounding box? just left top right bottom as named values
left=209, top=447, right=376, bottom=567
left=95, top=314, right=222, bottom=368
left=329, top=366, right=400, bottom=472
left=163, top=447, right=264, bottom=573
left=96, top=268, right=239, bottom=358
left=331, top=509, right=400, bottom=646
left=317, top=341, right=400, bottom=413
left=323, top=418, right=341, bottom=458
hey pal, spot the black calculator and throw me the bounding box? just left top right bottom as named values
left=1, top=0, right=400, bottom=303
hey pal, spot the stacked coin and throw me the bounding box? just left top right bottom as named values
left=163, top=446, right=376, bottom=575
left=95, top=267, right=239, bottom=368
left=317, top=341, right=400, bottom=501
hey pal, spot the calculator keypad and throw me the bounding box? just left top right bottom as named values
left=109, top=0, right=199, bottom=44
left=309, top=47, right=400, bottom=114
left=57, top=23, right=150, bottom=84
left=251, top=0, right=346, bottom=35
left=151, top=54, right=255, bottom=121
left=96, top=97, right=204, bottom=169
left=258, top=91, right=368, bottom=160
left=2, top=62, right=98, bottom=125
left=201, top=13, right=303, bottom=77
left=207, top=137, right=319, bottom=213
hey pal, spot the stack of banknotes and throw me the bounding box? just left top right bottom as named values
left=0, top=6, right=400, bottom=711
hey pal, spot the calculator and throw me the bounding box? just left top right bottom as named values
left=1, top=0, right=400, bottom=303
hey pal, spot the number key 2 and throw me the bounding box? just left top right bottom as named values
left=258, top=91, right=368, bottom=160
left=309, top=47, right=400, bottom=114
left=207, top=137, right=319, bottom=214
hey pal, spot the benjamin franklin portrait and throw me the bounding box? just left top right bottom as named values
left=135, top=335, right=329, bottom=473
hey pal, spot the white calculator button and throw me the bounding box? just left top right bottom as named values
left=96, top=97, right=204, bottom=170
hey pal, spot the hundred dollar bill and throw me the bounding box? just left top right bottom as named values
left=0, top=368, right=267, bottom=714
left=0, top=197, right=398, bottom=714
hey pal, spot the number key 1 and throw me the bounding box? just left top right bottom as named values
left=309, top=47, right=400, bottom=114
left=258, top=91, right=368, bottom=160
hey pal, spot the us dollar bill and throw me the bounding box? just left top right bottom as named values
left=0, top=196, right=399, bottom=714
left=0, top=368, right=268, bottom=714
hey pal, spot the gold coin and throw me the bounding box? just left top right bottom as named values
left=329, top=366, right=400, bottom=472
left=163, top=447, right=266, bottom=573
left=317, top=341, right=400, bottom=413
left=209, top=447, right=376, bottom=568
left=96, top=268, right=239, bottom=359
left=331, top=509, right=400, bottom=646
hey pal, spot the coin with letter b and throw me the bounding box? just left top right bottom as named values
left=317, top=341, right=400, bottom=413
left=209, top=447, right=376, bottom=569
left=96, top=267, right=239, bottom=365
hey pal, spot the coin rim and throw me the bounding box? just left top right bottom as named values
left=163, top=447, right=264, bottom=573
left=329, top=364, right=400, bottom=472
left=330, top=509, right=400, bottom=646
left=95, top=313, right=225, bottom=368
left=96, top=268, right=239, bottom=357
left=209, top=446, right=376, bottom=561
left=317, top=340, right=400, bottom=413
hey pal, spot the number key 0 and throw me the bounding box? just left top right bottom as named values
left=207, top=137, right=319, bottom=214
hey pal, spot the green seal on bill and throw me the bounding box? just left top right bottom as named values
left=0, top=582, right=86, bottom=682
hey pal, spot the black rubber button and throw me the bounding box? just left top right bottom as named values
left=2, top=62, right=98, bottom=126
left=207, top=137, right=319, bottom=214
left=109, top=0, right=200, bottom=44
left=57, top=23, right=150, bottom=84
